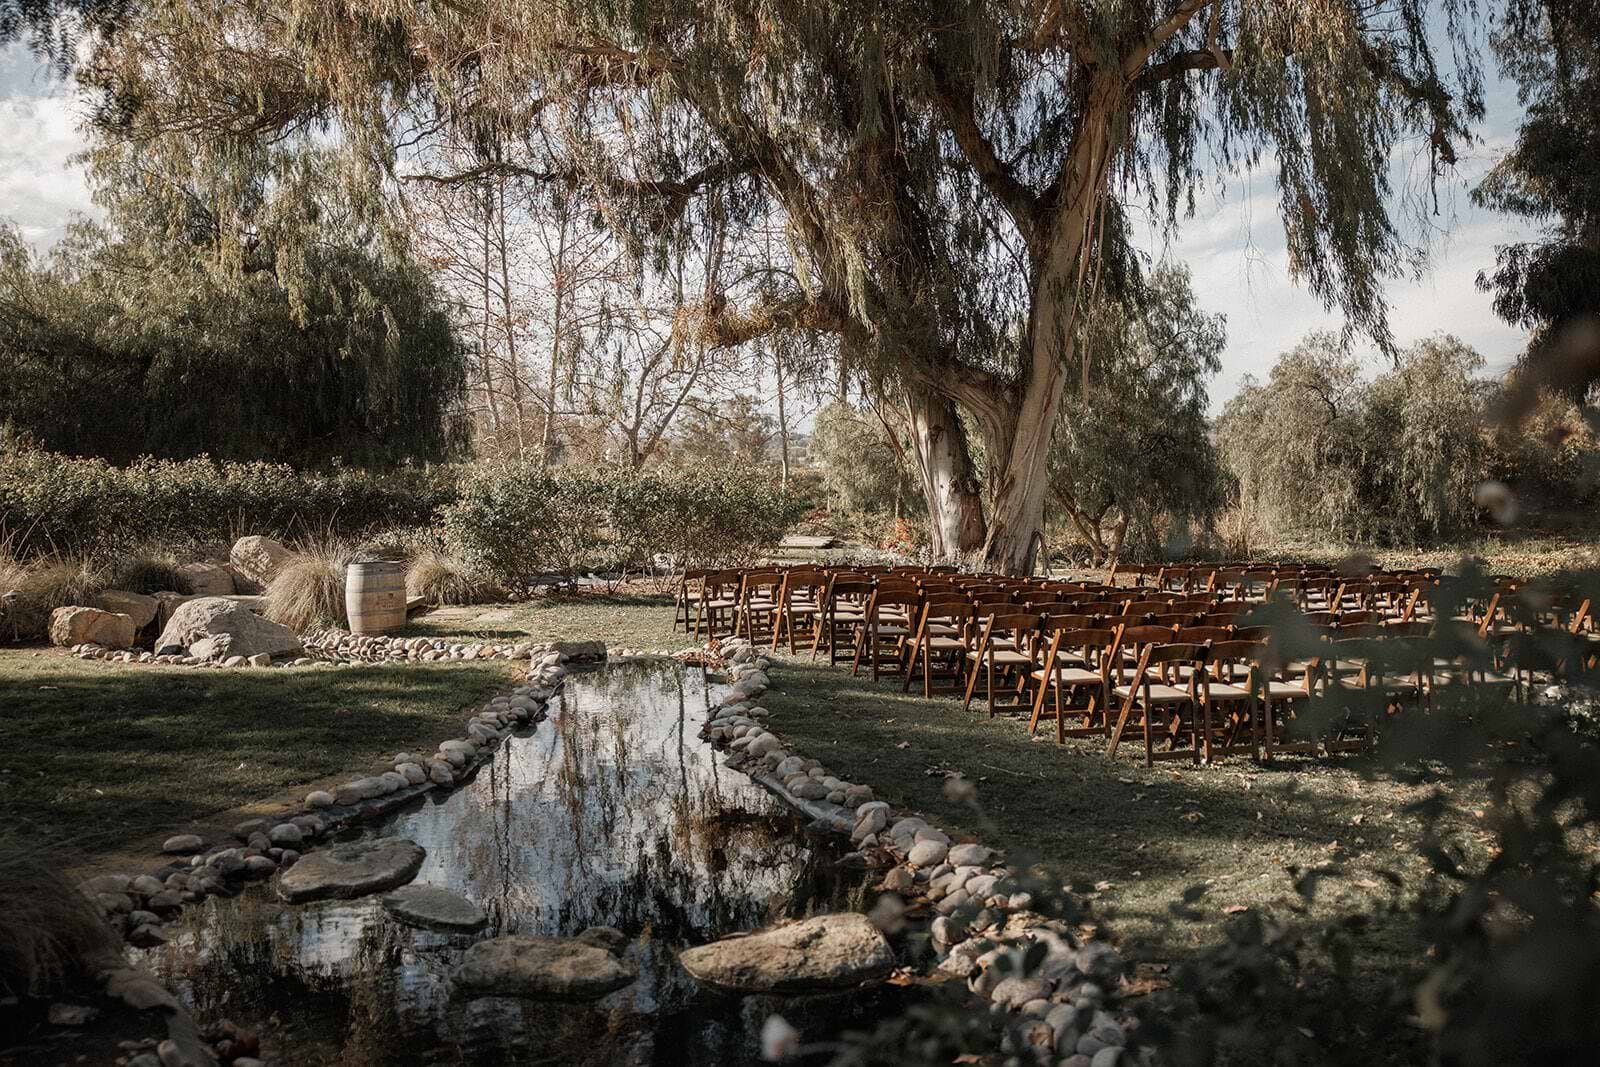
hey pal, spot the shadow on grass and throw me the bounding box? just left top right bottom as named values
left=760, top=657, right=1481, bottom=959
left=0, top=660, right=511, bottom=861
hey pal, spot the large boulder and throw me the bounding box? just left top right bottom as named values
left=155, top=596, right=302, bottom=661
left=49, top=606, right=137, bottom=650
left=94, top=589, right=160, bottom=631
left=176, top=562, right=234, bottom=596
left=229, top=535, right=294, bottom=594
left=676, top=913, right=895, bottom=995
left=452, top=936, right=637, bottom=1000
left=277, top=838, right=425, bottom=903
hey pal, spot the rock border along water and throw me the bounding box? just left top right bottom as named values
left=700, top=635, right=1150, bottom=1067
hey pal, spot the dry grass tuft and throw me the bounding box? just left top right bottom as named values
left=0, top=551, right=109, bottom=641
left=407, top=546, right=503, bottom=606
left=264, top=538, right=352, bottom=632
left=0, top=841, right=120, bottom=997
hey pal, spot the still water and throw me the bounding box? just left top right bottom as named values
left=139, top=659, right=883, bottom=1065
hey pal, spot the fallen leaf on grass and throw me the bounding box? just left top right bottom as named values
left=1182, top=811, right=1204, bottom=823
left=1093, top=880, right=1115, bottom=892
left=895, top=741, right=911, bottom=749
left=1223, top=904, right=1250, bottom=915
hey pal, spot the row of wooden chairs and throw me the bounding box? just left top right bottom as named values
left=672, top=564, right=1581, bottom=764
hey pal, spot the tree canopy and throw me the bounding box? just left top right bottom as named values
left=77, top=0, right=1490, bottom=568
left=1473, top=0, right=1600, bottom=404
left=1048, top=262, right=1225, bottom=563
left=0, top=144, right=470, bottom=466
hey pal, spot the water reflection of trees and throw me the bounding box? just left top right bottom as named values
left=141, top=661, right=875, bottom=1065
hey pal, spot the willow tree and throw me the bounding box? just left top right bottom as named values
left=84, top=0, right=1484, bottom=570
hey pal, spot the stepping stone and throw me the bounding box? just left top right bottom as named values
left=276, top=839, right=425, bottom=903
left=381, top=885, right=487, bottom=933
left=452, top=936, right=636, bottom=1000
left=676, top=913, right=894, bottom=995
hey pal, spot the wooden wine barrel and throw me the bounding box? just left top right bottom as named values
left=345, top=560, right=406, bottom=635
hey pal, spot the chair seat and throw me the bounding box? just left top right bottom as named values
left=704, top=598, right=737, bottom=609
left=1037, top=667, right=1105, bottom=685
left=1433, top=671, right=1517, bottom=688
left=787, top=605, right=818, bottom=616
left=1208, top=682, right=1252, bottom=700
left=928, top=623, right=959, bottom=636
left=1113, top=683, right=1193, bottom=703
left=927, top=636, right=966, bottom=650
left=969, top=650, right=1031, bottom=665
left=1262, top=681, right=1310, bottom=700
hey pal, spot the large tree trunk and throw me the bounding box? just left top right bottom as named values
left=974, top=74, right=1125, bottom=574
left=902, top=383, right=985, bottom=560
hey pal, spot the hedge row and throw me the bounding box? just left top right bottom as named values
left=1, top=449, right=807, bottom=577
left=440, top=463, right=809, bottom=579
left=0, top=450, right=452, bottom=558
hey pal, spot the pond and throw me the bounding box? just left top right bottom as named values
left=137, top=658, right=886, bottom=1065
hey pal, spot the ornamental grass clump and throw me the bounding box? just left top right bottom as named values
left=264, top=538, right=352, bottom=632
left=0, top=841, right=119, bottom=998
left=0, top=550, right=109, bottom=640
left=406, top=546, right=502, bottom=606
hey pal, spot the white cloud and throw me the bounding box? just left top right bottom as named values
left=0, top=43, right=98, bottom=251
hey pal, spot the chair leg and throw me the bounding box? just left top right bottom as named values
left=962, top=654, right=983, bottom=713
left=1055, top=679, right=1066, bottom=745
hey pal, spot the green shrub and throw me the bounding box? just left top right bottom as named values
left=440, top=464, right=807, bottom=584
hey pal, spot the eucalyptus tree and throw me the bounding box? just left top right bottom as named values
left=83, top=0, right=1487, bottom=570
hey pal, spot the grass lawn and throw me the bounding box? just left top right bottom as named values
left=0, top=650, right=515, bottom=867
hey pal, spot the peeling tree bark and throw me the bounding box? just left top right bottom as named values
left=902, top=383, right=986, bottom=559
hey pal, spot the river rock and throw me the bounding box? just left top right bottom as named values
left=549, top=639, right=607, bottom=661
left=49, top=606, right=137, bottom=650
left=228, top=535, right=294, bottom=594
left=947, top=843, right=994, bottom=867
left=276, top=838, right=425, bottom=903
left=381, top=884, right=487, bottom=932
left=908, top=840, right=949, bottom=867
left=676, top=913, right=894, bottom=995
left=155, top=596, right=301, bottom=661
left=161, top=834, right=204, bottom=855
left=452, top=935, right=637, bottom=1000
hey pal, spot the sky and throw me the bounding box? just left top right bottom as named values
left=0, top=35, right=1544, bottom=414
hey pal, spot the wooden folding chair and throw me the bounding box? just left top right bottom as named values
left=694, top=570, right=742, bottom=638
left=673, top=567, right=710, bottom=632
left=772, top=569, right=825, bottom=653
left=1108, top=639, right=1209, bottom=765
left=1027, top=622, right=1123, bottom=742
left=737, top=571, right=784, bottom=645
left=1201, top=639, right=1268, bottom=761
left=904, top=599, right=977, bottom=696
left=962, top=610, right=1041, bottom=716
left=853, top=589, right=919, bottom=681
left=813, top=575, right=872, bottom=664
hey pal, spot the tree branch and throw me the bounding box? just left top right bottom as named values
left=1123, top=0, right=1218, bottom=79
left=930, top=61, right=1042, bottom=249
